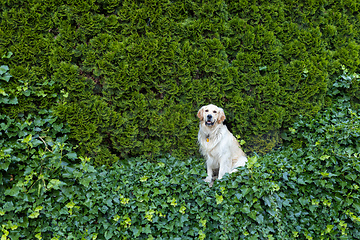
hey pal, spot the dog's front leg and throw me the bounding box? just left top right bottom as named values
left=203, top=159, right=214, bottom=183
left=218, top=157, right=232, bottom=180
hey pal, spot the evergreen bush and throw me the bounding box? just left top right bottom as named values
left=1, top=1, right=360, bottom=164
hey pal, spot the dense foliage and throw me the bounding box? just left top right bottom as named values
left=1, top=65, right=359, bottom=239
left=1, top=0, right=360, bottom=239
left=1, top=0, right=360, bottom=164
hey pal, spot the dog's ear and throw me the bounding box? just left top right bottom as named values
left=218, top=108, right=226, bottom=123
left=197, top=107, right=204, bottom=121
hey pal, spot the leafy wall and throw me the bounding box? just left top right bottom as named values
left=1, top=0, right=360, bottom=164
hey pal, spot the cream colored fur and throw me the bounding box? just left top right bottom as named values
left=197, top=104, right=247, bottom=183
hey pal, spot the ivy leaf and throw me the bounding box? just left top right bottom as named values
left=282, top=172, right=289, bottom=181
left=8, top=97, right=18, bottom=104
left=256, top=214, right=264, bottom=224
left=66, top=201, right=76, bottom=209
left=0, top=72, right=12, bottom=82
left=35, top=233, right=42, bottom=240
left=0, top=89, right=7, bottom=96
left=80, top=176, right=93, bottom=187
left=28, top=211, right=40, bottom=219
left=22, top=134, right=32, bottom=144
left=297, top=178, right=306, bottom=185
left=241, top=186, right=251, bottom=197
left=353, top=203, right=360, bottom=212
left=104, top=230, right=113, bottom=240
left=3, top=201, right=14, bottom=212
left=0, top=65, right=9, bottom=75
left=298, top=197, right=309, bottom=206
left=4, top=187, right=21, bottom=197
left=105, top=198, right=113, bottom=207
left=66, top=152, right=77, bottom=160
left=215, top=194, right=224, bottom=204
left=143, top=224, right=151, bottom=234
left=320, top=155, right=330, bottom=161
left=2, top=52, right=13, bottom=58
left=240, top=204, right=251, bottom=214
left=47, top=179, right=66, bottom=190
left=131, top=226, right=141, bottom=237
left=53, top=123, right=63, bottom=132
left=140, top=176, right=149, bottom=182
left=0, top=161, right=10, bottom=171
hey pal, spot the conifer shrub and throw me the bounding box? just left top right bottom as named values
left=1, top=0, right=360, bottom=164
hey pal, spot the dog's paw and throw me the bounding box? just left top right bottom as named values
left=203, top=176, right=212, bottom=183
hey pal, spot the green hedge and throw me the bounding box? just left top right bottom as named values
left=1, top=0, right=360, bottom=164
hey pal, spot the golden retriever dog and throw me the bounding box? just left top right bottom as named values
left=197, top=104, right=247, bottom=183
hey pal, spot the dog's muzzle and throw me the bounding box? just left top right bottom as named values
left=205, top=115, right=215, bottom=126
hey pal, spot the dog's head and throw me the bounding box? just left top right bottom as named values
left=197, top=104, right=226, bottom=126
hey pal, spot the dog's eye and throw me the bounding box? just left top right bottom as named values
left=213, top=111, right=217, bottom=113
left=205, top=110, right=209, bottom=112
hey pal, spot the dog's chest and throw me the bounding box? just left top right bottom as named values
left=200, top=134, right=220, bottom=156
left=198, top=125, right=225, bottom=155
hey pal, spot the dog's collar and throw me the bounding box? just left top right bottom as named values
left=206, top=134, right=210, bottom=142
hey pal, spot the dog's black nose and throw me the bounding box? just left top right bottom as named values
left=207, top=114, right=212, bottom=120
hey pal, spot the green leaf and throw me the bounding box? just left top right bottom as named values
left=0, top=161, right=10, bottom=171
left=28, top=211, right=40, bottom=219
left=66, top=152, right=77, bottom=160
left=320, top=155, right=330, bottom=161
left=80, top=176, right=95, bottom=187
left=4, top=187, right=20, bottom=197
left=246, top=155, right=258, bottom=169
left=131, top=226, right=141, bottom=237
left=35, top=233, right=42, bottom=240
left=66, top=201, right=76, bottom=209
left=215, top=194, right=224, bottom=204
left=282, top=172, right=289, bottom=181
left=8, top=97, right=18, bottom=104
left=153, top=188, right=160, bottom=196
left=143, top=224, right=152, bottom=234
left=241, top=186, right=251, bottom=197
left=240, top=204, right=251, bottom=214
left=2, top=52, right=13, bottom=58
left=235, top=193, right=242, bottom=200
left=353, top=203, right=360, bottom=212
left=256, top=214, right=264, bottom=224
left=73, top=170, right=83, bottom=178
left=104, top=230, right=113, bottom=240
left=53, top=123, right=63, bottom=132
left=248, top=210, right=257, bottom=220
left=0, top=89, right=7, bottom=96
left=297, top=178, right=306, bottom=185
left=22, top=134, right=32, bottom=143
left=0, top=72, right=12, bottom=82
left=105, top=198, right=113, bottom=207
left=0, top=65, right=9, bottom=75
left=140, top=176, right=149, bottom=182
left=3, top=201, right=14, bottom=211
left=299, top=197, right=309, bottom=206
left=47, top=179, right=66, bottom=190
left=325, top=225, right=334, bottom=233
